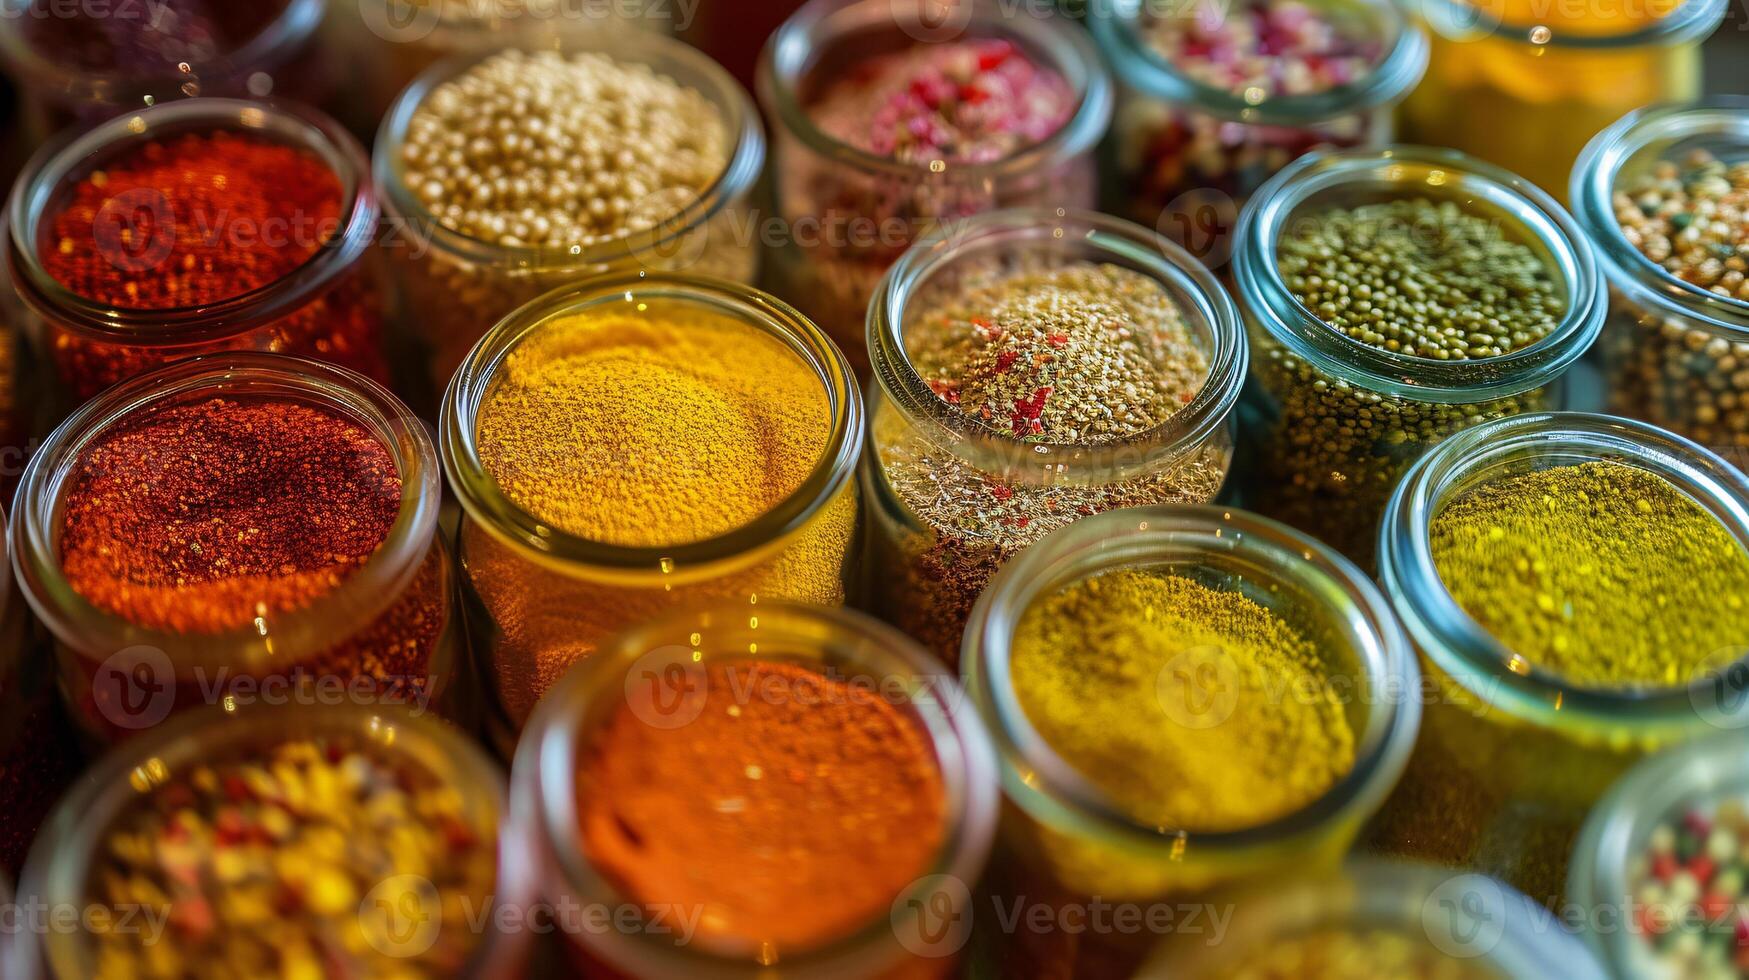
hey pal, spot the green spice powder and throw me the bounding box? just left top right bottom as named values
left=1010, top=569, right=1356, bottom=832
left=1431, top=461, right=1749, bottom=688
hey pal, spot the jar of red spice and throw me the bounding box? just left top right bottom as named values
left=513, top=600, right=997, bottom=977
left=16, top=700, right=529, bottom=979
left=374, top=33, right=765, bottom=392
left=0, top=0, right=337, bottom=143
left=757, top=0, right=1112, bottom=371
left=1091, top=0, right=1426, bottom=265
left=11, top=354, right=467, bottom=745
left=3, top=98, right=389, bottom=408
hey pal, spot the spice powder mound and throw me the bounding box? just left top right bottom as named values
left=577, top=659, right=945, bottom=953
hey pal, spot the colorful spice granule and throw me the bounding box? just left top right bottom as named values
left=577, top=659, right=944, bottom=954
left=808, top=38, right=1075, bottom=165
left=1141, top=0, right=1383, bottom=99
left=1628, top=798, right=1749, bottom=978
left=1221, top=927, right=1502, bottom=979
left=85, top=734, right=497, bottom=978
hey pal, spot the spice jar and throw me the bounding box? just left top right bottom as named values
left=1397, top=0, right=1725, bottom=200
left=16, top=701, right=526, bottom=979
left=1092, top=0, right=1427, bottom=264
left=1141, top=861, right=1607, bottom=978
left=757, top=0, right=1112, bottom=371
left=1233, top=145, right=1605, bottom=566
left=512, top=600, right=996, bottom=978
left=1371, top=411, right=1749, bottom=907
left=864, top=208, right=1245, bottom=663
left=442, top=272, right=863, bottom=748
left=3, top=97, right=389, bottom=408
left=1569, top=732, right=1749, bottom=979
left=1572, top=99, right=1749, bottom=465
left=0, top=0, right=336, bottom=141
left=11, top=354, right=467, bottom=745
left=375, top=33, right=764, bottom=392
left=961, top=504, right=1420, bottom=977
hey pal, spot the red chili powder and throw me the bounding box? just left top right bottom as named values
left=577, top=659, right=947, bottom=954
left=58, top=396, right=401, bottom=634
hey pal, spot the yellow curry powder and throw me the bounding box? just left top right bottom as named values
left=465, top=304, right=859, bottom=726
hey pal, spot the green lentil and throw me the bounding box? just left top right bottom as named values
left=1430, top=460, right=1749, bottom=688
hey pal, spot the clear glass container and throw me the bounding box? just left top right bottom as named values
left=864, top=208, right=1247, bottom=663
left=441, top=272, right=864, bottom=749
left=0, top=0, right=337, bottom=141
left=1233, top=144, right=1605, bottom=566
left=961, top=504, right=1422, bottom=977
left=1573, top=99, right=1749, bottom=465
left=1569, top=731, right=1749, bottom=979
left=375, top=33, right=765, bottom=392
left=1372, top=411, right=1749, bottom=906
left=15, top=700, right=529, bottom=979
left=512, top=599, right=997, bottom=978
left=11, top=354, right=468, bottom=745
left=1398, top=0, right=1725, bottom=201
left=3, top=97, right=390, bottom=408
left=1092, top=0, right=1427, bottom=266
left=756, top=0, right=1112, bottom=372
left=1143, top=861, right=1607, bottom=978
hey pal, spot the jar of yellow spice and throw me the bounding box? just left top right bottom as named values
left=961, top=505, right=1421, bottom=978
left=1371, top=411, right=1749, bottom=906
left=441, top=272, right=863, bottom=749
left=375, top=33, right=764, bottom=394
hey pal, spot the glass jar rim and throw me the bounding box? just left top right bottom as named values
left=1403, top=0, right=1725, bottom=50
left=1234, top=144, right=1605, bottom=403
left=1567, top=731, right=1749, bottom=978
left=440, top=271, right=864, bottom=586
left=512, top=600, right=998, bottom=976
left=373, top=33, right=765, bottom=273
left=962, top=504, right=1422, bottom=858
left=868, top=206, right=1249, bottom=482
left=3, top=96, right=378, bottom=343
left=755, top=0, right=1113, bottom=181
left=19, top=700, right=518, bottom=979
left=0, top=0, right=325, bottom=101
left=1089, top=0, right=1429, bottom=127
left=11, top=353, right=441, bottom=674
left=1571, top=98, right=1749, bottom=338
left=1377, top=411, right=1749, bottom=734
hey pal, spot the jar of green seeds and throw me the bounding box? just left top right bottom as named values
left=1232, top=145, right=1606, bottom=565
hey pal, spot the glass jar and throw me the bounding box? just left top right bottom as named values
left=16, top=700, right=529, bottom=979
left=11, top=354, right=468, bottom=745
left=1572, top=99, right=1749, bottom=465
left=864, top=208, right=1247, bottom=663
left=512, top=599, right=998, bottom=978
left=1142, top=861, right=1607, bottom=978
left=0, top=0, right=337, bottom=141
left=961, top=504, right=1421, bottom=977
left=1092, top=0, right=1428, bottom=266
left=1371, top=411, right=1749, bottom=906
left=756, top=0, right=1112, bottom=372
left=375, top=33, right=765, bottom=393
left=2, top=97, right=390, bottom=408
left=1233, top=145, right=1605, bottom=566
left=442, top=272, right=864, bottom=749
left=1397, top=0, right=1725, bottom=201
left=1568, top=731, right=1749, bottom=978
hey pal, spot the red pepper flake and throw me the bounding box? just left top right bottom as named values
left=1014, top=516, right=1032, bottom=529
left=970, top=316, right=1002, bottom=342
left=1652, top=853, right=1678, bottom=881
left=1046, top=332, right=1069, bottom=348
left=977, top=40, right=1015, bottom=72
left=928, top=379, right=961, bottom=405
left=1180, top=391, right=1194, bottom=404
left=959, top=84, right=988, bottom=104
left=1009, top=386, right=1052, bottom=438
left=994, top=350, right=1020, bottom=374
left=988, top=483, right=1014, bottom=503
left=1689, top=855, right=1716, bottom=885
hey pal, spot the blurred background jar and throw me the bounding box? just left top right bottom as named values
left=1573, top=98, right=1749, bottom=468
left=757, top=0, right=1111, bottom=372
left=1232, top=145, right=1605, bottom=566
left=374, top=32, right=763, bottom=398
left=1397, top=0, right=1725, bottom=201
left=11, top=355, right=469, bottom=746
left=1092, top=0, right=1427, bottom=267
left=3, top=98, right=390, bottom=411
left=1371, top=411, right=1749, bottom=906
left=961, top=505, right=1421, bottom=977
